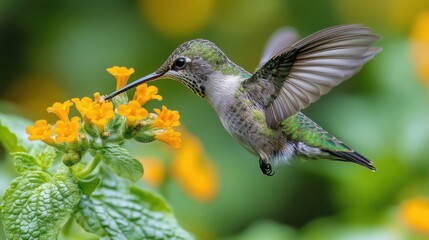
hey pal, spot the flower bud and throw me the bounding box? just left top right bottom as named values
left=63, top=151, right=81, bottom=166
left=135, top=130, right=155, bottom=143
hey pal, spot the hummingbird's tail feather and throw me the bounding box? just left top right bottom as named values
left=325, top=150, right=376, bottom=171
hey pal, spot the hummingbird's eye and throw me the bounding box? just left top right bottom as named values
left=172, top=57, right=187, bottom=70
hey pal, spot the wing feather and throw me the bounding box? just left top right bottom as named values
left=258, top=27, right=299, bottom=68
left=243, top=24, right=381, bottom=127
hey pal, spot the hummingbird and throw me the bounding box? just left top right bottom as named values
left=105, top=24, right=381, bottom=176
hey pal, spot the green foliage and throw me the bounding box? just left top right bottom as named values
left=2, top=2, right=429, bottom=238
left=12, top=147, right=56, bottom=174
left=78, top=177, right=101, bottom=196
left=2, top=168, right=81, bottom=240
left=0, top=113, right=193, bottom=239
left=12, top=152, right=43, bottom=174
left=224, top=220, right=298, bottom=240
left=0, top=113, right=43, bottom=153
left=76, top=173, right=192, bottom=240
left=100, top=143, right=144, bottom=183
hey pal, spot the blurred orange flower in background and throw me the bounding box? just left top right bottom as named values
left=139, top=0, right=214, bottom=37
left=410, top=11, right=429, bottom=84
left=400, top=197, right=429, bottom=235
left=139, top=130, right=218, bottom=202
left=139, top=157, right=166, bottom=188
left=171, top=131, right=218, bottom=202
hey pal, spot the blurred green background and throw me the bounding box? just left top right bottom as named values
left=1, top=0, right=429, bottom=239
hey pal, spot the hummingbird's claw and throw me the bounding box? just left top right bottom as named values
left=259, top=159, right=275, bottom=176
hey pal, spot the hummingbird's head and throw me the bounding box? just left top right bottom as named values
left=105, top=39, right=238, bottom=100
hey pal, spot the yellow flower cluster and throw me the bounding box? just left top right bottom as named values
left=117, top=100, right=149, bottom=125
left=26, top=100, right=84, bottom=144
left=117, top=98, right=181, bottom=148
left=72, top=93, right=114, bottom=131
left=26, top=120, right=53, bottom=144
left=150, top=105, right=181, bottom=148
left=26, top=66, right=182, bottom=149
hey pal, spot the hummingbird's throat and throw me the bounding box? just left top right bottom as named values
left=173, top=74, right=206, bottom=97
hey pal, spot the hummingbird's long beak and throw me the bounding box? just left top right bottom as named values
left=104, top=71, right=163, bottom=100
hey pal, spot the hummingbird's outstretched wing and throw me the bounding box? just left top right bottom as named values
left=243, top=24, right=381, bottom=128
left=258, top=27, right=299, bottom=68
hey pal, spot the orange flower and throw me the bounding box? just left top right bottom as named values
left=139, top=157, right=166, bottom=187
left=26, top=120, right=53, bottom=143
left=72, top=97, right=93, bottom=119
left=93, top=92, right=103, bottom=103
left=152, top=106, right=180, bottom=129
left=53, top=116, right=81, bottom=144
left=47, top=100, right=73, bottom=122
left=106, top=66, right=135, bottom=90
left=171, top=132, right=218, bottom=202
left=85, top=101, right=114, bottom=132
left=155, top=128, right=182, bottom=148
left=134, top=84, right=162, bottom=105
left=117, top=100, right=149, bottom=125
left=400, top=197, right=429, bottom=234
left=72, top=92, right=115, bottom=131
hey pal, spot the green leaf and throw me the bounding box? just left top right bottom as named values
left=134, top=130, right=156, bottom=143
left=224, top=220, right=298, bottom=240
left=78, top=177, right=101, bottom=195
left=129, top=186, right=171, bottom=212
left=12, top=152, right=42, bottom=174
left=0, top=216, right=6, bottom=240
left=100, top=143, right=143, bottom=183
left=76, top=174, right=193, bottom=240
left=36, top=146, right=56, bottom=170
left=12, top=147, right=56, bottom=174
left=0, top=113, right=44, bottom=154
left=1, top=168, right=81, bottom=240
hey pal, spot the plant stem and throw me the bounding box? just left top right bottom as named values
left=75, top=156, right=101, bottom=179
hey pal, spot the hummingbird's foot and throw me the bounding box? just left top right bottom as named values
left=259, top=159, right=274, bottom=176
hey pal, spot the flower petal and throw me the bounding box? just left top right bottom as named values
left=155, top=128, right=182, bottom=148
left=107, top=66, right=135, bottom=90
left=47, top=100, right=73, bottom=122
left=134, top=84, right=163, bottom=105
left=26, top=120, right=53, bottom=143
left=152, top=106, right=180, bottom=129
left=53, top=117, right=81, bottom=144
